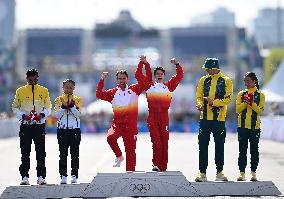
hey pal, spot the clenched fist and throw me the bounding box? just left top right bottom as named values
left=101, top=72, right=109, bottom=80
left=170, top=58, right=179, bottom=65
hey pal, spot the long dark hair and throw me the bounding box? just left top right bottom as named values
left=245, top=72, right=259, bottom=89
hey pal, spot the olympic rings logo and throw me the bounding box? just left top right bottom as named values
left=129, top=183, right=151, bottom=194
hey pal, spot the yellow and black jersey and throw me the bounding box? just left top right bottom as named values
left=12, top=84, right=52, bottom=124
left=196, top=72, right=233, bottom=121
left=54, top=93, right=82, bottom=129
left=236, top=86, right=265, bottom=129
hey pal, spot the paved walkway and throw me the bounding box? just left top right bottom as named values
left=0, top=133, right=283, bottom=197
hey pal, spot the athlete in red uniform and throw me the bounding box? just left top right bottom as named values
left=96, top=63, right=147, bottom=171
left=136, top=56, right=183, bottom=171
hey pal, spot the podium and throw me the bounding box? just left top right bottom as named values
left=1, top=171, right=282, bottom=198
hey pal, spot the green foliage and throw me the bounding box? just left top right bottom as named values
left=264, top=48, right=284, bottom=83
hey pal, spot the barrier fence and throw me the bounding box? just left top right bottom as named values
left=1, top=116, right=284, bottom=143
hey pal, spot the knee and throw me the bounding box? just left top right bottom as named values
left=239, top=146, right=248, bottom=152
left=125, top=148, right=136, bottom=156
left=107, top=135, right=115, bottom=143
left=250, top=148, right=259, bottom=154
left=198, top=137, right=209, bottom=146
left=71, top=151, right=79, bottom=158
left=59, top=151, right=68, bottom=158
left=152, top=142, right=162, bottom=151
left=21, top=151, right=30, bottom=157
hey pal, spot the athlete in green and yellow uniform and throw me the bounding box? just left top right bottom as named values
left=195, top=58, right=233, bottom=182
left=236, top=72, right=265, bottom=181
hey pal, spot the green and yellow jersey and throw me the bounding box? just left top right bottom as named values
left=236, top=86, right=265, bottom=129
left=196, top=72, right=233, bottom=121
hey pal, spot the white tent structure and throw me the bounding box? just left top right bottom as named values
left=262, top=59, right=284, bottom=102
left=261, top=60, right=284, bottom=142
left=261, top=90, right=284, bottom=102
left=84, top=99, right=112, bottom=114
left=84, top=94, right=148, bottom=115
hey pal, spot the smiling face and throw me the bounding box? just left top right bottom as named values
left=116, top=73, right=128, bottom=89
left=244, top=75, right=256, bottom=89
left=154, top=69, right=165, bottom=83
left=63, top=82, right=75, bottom=95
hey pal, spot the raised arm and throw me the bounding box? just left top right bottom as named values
left=96, top=72, right=116, bottom=102
left=135, top=55, right=152, bottom=91
left=165, top=58, right=184, bottom=92
left=135, top=55, right=152, bottom=81
left=135, top=61, right=147, bottom=84
left=145, top=61, right=152, bottom=82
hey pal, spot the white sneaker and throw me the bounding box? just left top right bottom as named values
left=37, top=176, right=46, bottom=185
left=71, top=175, right=77, bottom=184
left=195, top=173, right=207, bottom=182
left=216, top=172, right=228, bottom=181
left=20, top=176, right=29, bottom=185
left=237, top=172, right=246, bottom=181
left=113, top=156, right=124, bottom=167
left=60, top=176, right=67, bottom=184
left=250, top=172, right=258, bottom=181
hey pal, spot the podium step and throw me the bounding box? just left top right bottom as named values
left=1, top=171, right=282, bottom=198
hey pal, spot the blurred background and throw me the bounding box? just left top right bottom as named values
left=0, top=0, right=284, bottom=140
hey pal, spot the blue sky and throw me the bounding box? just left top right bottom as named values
left=16, top=0, right=280, bottom=29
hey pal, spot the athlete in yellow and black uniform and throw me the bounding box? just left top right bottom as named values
left=195, top=58, right=233, bottom=182
left=236, top=72, right=265, bottom=182
left=12, top=69, right=51, bottom=185
left=54, top=79, right=82, bottom=184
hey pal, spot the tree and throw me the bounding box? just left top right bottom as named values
left=264, top=48, right=284, bottom=83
